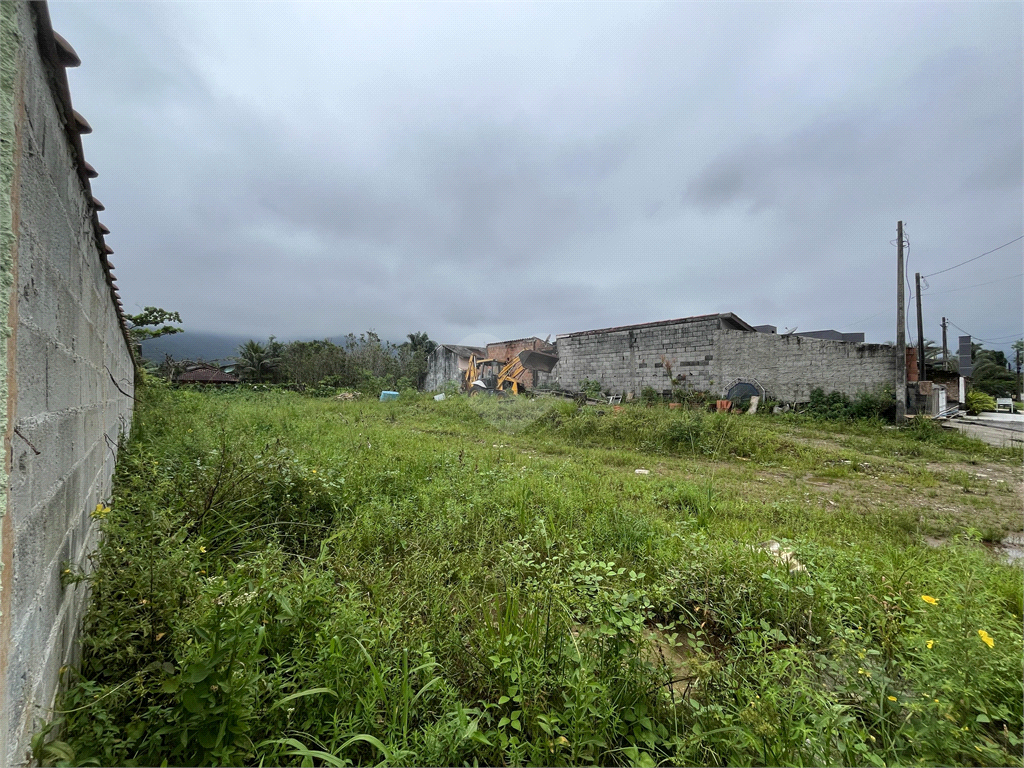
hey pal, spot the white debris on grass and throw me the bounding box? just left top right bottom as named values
left=635, top=468, right=651, bottom=475
left=758, top=540, right=807, bottom=573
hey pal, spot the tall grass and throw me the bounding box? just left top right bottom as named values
left=41, top=386, right=1022, bottom=767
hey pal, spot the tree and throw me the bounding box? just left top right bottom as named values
left=232, top=340, right=281, bottom=382
left=404, top=332, right=437, bottom=355
left=400, top=331, right=437, bottom=388
left=125, top=307, right=183, bottom=356
left=970, top=348, right=1016, bottom=397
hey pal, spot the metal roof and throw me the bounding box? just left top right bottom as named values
left=556, top=312, right=757, bottom=338
left=437, top=344, right=488, bottom=358
left=176, top=367, right=240, bottom=383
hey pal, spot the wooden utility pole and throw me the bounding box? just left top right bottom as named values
left=896, top=222, right=906, bottom=421
left=915, top=272, right=925, bottom=382
left=941, top=317, right=948, bottom=372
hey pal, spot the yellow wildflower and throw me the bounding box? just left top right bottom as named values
left=926, top=640, right=934, bottom=649
left=199, top=546, right=207, bottom=553
left=311, top=469, right=317, bottom=473
left=921, top=595, right=937, bottom=605
left=887, top=696, right=897, bottom=702
left=977, top=629, right=994, bottom=648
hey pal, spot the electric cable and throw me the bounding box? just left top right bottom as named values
left=922, top=235, right=1024, bottom=279
left=925, top=272, right=1024, bottom=296
left=947, top=321, right=1023, bottom=345
left=838, top=309, right=889, bottom=331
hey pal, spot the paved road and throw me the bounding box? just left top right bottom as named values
left=942, top=413, right=1024, bottom=448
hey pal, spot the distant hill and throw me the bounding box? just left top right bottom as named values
left=139, top=332, right=251, bottom=363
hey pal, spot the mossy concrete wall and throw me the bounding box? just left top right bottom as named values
left=712, top=330, right=899, bottom=403
left=538, top=315, right=898, bottom=402
left=0, top=4, right=134, bottom=764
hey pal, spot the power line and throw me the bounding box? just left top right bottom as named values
left=922, top=235, right=1024, bottom=279
left=838, top=309, right=889, bottom=331
left=924, top=272, right=1024, bottom=296
left=947, top=320, right=1023, bottom=345
left=982, top=332, right=1024, bottom=342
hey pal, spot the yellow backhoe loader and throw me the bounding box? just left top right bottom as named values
left=496, top=358, right=528, bottom=394
left=463, top=355, right=497, bottom=391
left=464, top=349, right=558, bottom=395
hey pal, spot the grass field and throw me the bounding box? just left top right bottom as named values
left=43, top=385, right=1023, bottom=767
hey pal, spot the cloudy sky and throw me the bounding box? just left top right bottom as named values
left=51, top=1, right=1022, bottom=355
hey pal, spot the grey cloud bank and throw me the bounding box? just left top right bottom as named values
left=50, top=1, right=1022, bottom=356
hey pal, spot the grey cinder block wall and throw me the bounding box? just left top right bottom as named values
left=542, top=314, right=897, bottom=401
left=542, top=314, right=735, bottom=396
left=423, top=344, right=487, bottom=392
left=712, top=330, right=899, bottom=402
left=1, top=3, right=135, bottom=765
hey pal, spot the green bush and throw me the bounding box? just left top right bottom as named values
left=965, top=390, right=997, bottom=415
left=806, top=388, right=853, bottom=420
left=640, top=386, right=661, bottom=406
left=806, top=387, right=895, bottom=421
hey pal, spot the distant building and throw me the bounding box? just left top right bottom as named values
left=753, top=325, right=865, bottom=343
left=175, top=364, right=240, bottom=384
left=427, top=313, right=896, bottom=402
left=423, top=337, right=556, bottom=392
left=796, top=330, right=865, bottom=343
left=423, top=344, right=487, bottom=392
left=538, top=313, right=889, bottom=402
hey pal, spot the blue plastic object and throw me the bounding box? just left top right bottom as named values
left=379, top=391, right=399, bottom=401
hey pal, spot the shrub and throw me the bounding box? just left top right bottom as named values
left=674, top=388, right=713, bottom=410
left=806, top=387, right=895, bottom=421
left=806, top=388, right=853, bottom=420
left=965, top=390, right=997, bottom=415
left=640, top=386, right=661, bottom=406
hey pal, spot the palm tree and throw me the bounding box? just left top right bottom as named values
left=233, top=340, right=281, bottom=382
left=970, top=349, right=1016, bottom=397
left=404, top=332, right=437, bottom=355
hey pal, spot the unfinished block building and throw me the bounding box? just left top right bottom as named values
left=428, top=313, right=899, bottom=403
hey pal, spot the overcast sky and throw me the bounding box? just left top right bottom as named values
left=51, top=1, right=1022, bottom=355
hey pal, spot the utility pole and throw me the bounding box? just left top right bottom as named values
left=916, top=272, right=925, bottom=382
left=896, top=222, right=906, bottom=421
left=941, top=317, right=948, bottom=373
left=1016, top=343, right=1022, bottom=396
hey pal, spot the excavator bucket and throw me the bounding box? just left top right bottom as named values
left=518, top=349, right=558, bottom=372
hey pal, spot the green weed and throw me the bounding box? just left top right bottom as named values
left=44, top=385, right=1023, bottom=766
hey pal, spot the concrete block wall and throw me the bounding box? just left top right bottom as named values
left=712, top=329, right=898, bottom=402
left=423, top=346, right=465, bottom=392
left=485, top=337, right=553, bottom=364
left=542, top=316, right=720, bottom=396
left=1, top=4, right=135, bottom=765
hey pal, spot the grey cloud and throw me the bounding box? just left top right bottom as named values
left=49, top=1, right=1023, bottom=354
